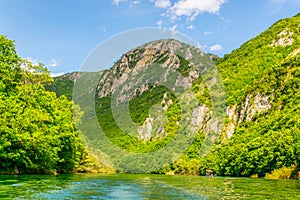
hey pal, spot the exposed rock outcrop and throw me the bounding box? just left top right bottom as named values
left=270, top=29, right=294, bottom=47
left=223, top=93, right=272, bottom=139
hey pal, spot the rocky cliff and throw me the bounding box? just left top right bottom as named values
left=95, top=39, right=221, bottom=141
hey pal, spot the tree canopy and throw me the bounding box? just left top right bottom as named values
left=0, top=35, right=84, bottom=174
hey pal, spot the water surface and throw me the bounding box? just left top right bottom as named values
left=0, top=174, right=299, bottom=199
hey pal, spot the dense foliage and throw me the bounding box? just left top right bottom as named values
left=95, top=86, right=179, bottom=153
left=199, top=55, right=300, bottom=178
left=45, top=76, right=74, bottom=100
left=0, top=35, right=85, bottom=174
left=217, top=13, right=300, bottom=105
left=198, top=14, right=300, bottom=178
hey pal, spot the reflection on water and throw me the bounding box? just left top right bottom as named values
left=0, top=174, right=299, bottom=199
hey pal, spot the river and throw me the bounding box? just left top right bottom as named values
left=0, top=174, right=299, bottom=199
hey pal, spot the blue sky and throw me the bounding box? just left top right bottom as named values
left=0, top=0, right=299, bottom=76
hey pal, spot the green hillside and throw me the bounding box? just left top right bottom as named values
left=47, top=14, right=300, bottom=178
left=200, top=13, right=300, bottom=178
left=218, top=13, right=300, bottom=105
left=201, top=54, right=300, bottom=178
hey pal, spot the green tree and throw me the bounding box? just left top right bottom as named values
left=0, top=35, right=84, bottom=174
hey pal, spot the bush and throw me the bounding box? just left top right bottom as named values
left=265, top=165, right=299, bottom=180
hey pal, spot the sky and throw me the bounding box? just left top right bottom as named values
left=0, top=0, right=299, bottom=76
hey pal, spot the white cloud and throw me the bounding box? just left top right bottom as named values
left=132, top=0, right=140, bottom=5
left=112, top=0, right=140, bottom=6
left=152, top=0, right=171, bottom=8
left=156, top=20, right=163, bottom=27
left=130, top=0, right=140, bottom=7
left=112, top=0, right=127, bottom=6
left=48, top=58, right=59, bottom=67
left=209, top=44, right=223, bottom=51
left=50, top=72, right=65, bottom=77
left=24, top=57, right=60, bottom=68
left=187, top=24, right=195, bottom=30
left=203, top=30, right=212, bottom=36
left=169, top=24, right=178, bottom=35
left=169, top=24, right=177, bottom=32
left=25, top=57, right=40, bottom=66
left=167, top=0, right=225, bottom=21
left=21, top=59, right=35, bottom=73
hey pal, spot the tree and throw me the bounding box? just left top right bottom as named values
left=0, top=35, right=84, bottom=174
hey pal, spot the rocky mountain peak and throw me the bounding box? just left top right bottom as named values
left=96, top=39, right=208, bottom=99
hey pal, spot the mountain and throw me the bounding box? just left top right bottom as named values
left=48, top=13, right=300, bottom=178
left=50, top=39, right=224, bottom=173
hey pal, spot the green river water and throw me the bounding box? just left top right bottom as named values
left=0, top=174, right=299, bottom=199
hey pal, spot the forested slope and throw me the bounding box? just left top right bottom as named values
left=199, top=13, right=300, bottom=178
left=48, top=14, right=300, bottom=178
